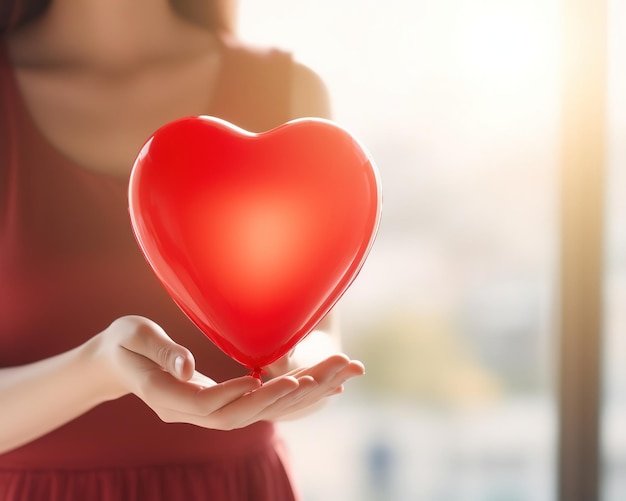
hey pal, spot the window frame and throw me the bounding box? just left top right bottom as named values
left=558, top=1, right=607, bottom=500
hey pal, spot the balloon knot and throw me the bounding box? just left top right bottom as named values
left=248, top=367, right=267, bottom=383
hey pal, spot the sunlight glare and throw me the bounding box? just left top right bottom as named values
left=456, top=4, right=561, bottom=95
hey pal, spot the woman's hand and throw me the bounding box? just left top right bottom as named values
left=262, top=325, right=366, bottom=421
left=0, top=315, right=363, bottom=455
left=262, top=353, right=365, bottom=421
left=88, top=315, right=356, bottom=430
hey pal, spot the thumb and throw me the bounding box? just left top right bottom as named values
left=116, top=316, right=196, bottom=381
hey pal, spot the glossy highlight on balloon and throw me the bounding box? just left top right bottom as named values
left=129, top=116, right=381, bottom=376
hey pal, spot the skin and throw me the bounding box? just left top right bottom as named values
left=0, top=0, right=364, bottom=456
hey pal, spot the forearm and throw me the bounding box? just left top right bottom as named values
left=0, top=338, right=108, bottom=455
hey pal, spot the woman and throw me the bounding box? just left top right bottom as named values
left=0, top=0, right=365, bottom=499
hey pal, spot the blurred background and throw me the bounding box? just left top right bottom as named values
left=238, top=1, right=624, bottom=500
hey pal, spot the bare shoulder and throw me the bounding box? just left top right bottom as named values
left=290, top=61, right=332, bottom=120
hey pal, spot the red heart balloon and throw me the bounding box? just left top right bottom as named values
left=128, top=116, right=381, bottom=376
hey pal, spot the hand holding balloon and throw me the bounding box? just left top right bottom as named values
left=87, top=316, right=362, bottom=428
left=263, top=331, right=366, bottom=419
left=128, top=116, right=381, bottom=378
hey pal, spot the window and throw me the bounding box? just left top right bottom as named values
left=239, top=2, right=613, bottom=500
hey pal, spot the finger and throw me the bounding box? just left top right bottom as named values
left=117, top=316, right=195, bottom=381
left=284, top=353, right=353, bottom=382
left=148, top=376, right=301, bottom=430
left=265, top=361, right=365, bottom=419
left=335, top=360, right=366, bottom=379
left=194, top=376, right=265, bottom=415
left=206, top=376, right=300, bottom=428
left=239, top=376, right=319, bottom=426
left=136, top=363, right=261, bottom=416
left=310, top=360, right=365, bottom=393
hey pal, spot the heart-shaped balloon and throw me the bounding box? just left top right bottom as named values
left=129, top=116, right=381, bottom=376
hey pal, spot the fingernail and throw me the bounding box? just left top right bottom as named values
left=174, top=355, right=184, bottom=378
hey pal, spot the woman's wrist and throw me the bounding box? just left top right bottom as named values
left=78, top=326, right=131, bottom=405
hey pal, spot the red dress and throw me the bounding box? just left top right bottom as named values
left=0, top=34, right=301, bottom=500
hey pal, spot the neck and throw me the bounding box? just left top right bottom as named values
left=10, top=0, right=211, bottom=71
